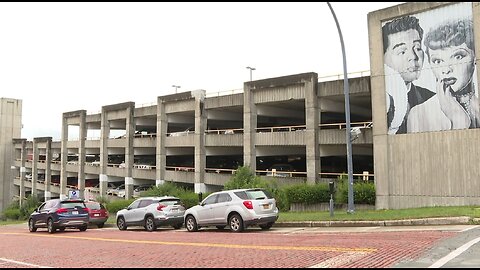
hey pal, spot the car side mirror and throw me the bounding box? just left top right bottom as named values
left=34, top=208, right=39, bottom=212
left=200, top=202, right=206, bottom=206
left=126, top=207, right=131, bottom=210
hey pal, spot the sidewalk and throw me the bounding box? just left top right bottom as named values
left=274, top=216, right=480, bottom=227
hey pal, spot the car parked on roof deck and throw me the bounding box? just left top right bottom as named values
left=184, top=188, right=279, bottom=233
left=84, top=201, right=109, bottom=228
left=28, top=199, right=89, bottom=234
left=116, top=196, right=185, bottom=232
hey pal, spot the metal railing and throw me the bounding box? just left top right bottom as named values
left=319, top=121, right=373, bottom=130
left=165, top=166, right=195, bottom=172
left=205, top=128, right=244, bottom=135
left=255, top=125, right=306, bottom=133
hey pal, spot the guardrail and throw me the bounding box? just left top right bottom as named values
left=205, top=128, right=244, bottom=135
left=165, top=166, right=195, bottom=172
left=319, top=172, right=374, bottom=181
left=319, top=121, right=373, bottom=130
left=255, top=125, right=306, bottom=133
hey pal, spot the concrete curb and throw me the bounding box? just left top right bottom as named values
left=274, top=216, right=474, bottom=227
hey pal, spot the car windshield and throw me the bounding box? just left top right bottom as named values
left=158, top=199, right=181, bottom=206
left=60, top=202, right=86, bottom=209
left=234, top=189, right=273, bottom=200
left=85, top=202, right=102, bottom=210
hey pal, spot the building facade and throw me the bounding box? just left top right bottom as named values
left=0, top=98, right=22, bottom=211
left=369, top=2, right=480, bottom=209
left=8, top=72, right=374, bottom=210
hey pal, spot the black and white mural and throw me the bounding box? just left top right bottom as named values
left=382, top=2, right=479, bottom=134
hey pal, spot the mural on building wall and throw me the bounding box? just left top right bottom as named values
left=382, top=2, right=479, bottom=134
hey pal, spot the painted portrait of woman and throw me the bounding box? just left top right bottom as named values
left=423, top=19, right=480, bottom=129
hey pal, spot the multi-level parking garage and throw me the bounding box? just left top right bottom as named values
left=10, top=72, right=373, bottom=202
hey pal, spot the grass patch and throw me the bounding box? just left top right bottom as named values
left=278, top=206, right=480, bottom=222
left=0, top=220, right=26, bottom=226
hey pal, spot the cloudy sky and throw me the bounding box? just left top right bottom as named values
left=0, top=2, right=401, bottom=140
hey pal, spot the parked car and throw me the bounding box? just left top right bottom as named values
left=84, top=201, right=109, bottom=228
left=266, top=164, right=295, bottom=177
left=107, top=183, right=125, bottom=196
left=184, top=188, right=279, bottom=233
left=28, top=199, right=89, bottom=234
left=116, top=196, right=185, bottom=232
left=133, top=185, right=154, bottom=198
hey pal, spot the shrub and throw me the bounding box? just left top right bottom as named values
left=106, top=199, right=135, bottom=214
left=284, top=183, right=331, bottom=205
left=335, top=176, right=376, bottom=205
left=224, top=166, right=266, bottom=190
left=3, top=208, right=21, bottom=220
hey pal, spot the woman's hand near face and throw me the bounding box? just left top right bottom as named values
left=436, top=79, right=470, bottom=129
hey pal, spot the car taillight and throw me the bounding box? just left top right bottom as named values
left=243, top=200, right=253, bottom=209
left=56, top=208, right=68, bottom=214
left=83, top=208, right=89, bottom=212
left=157, top=204, right=166, bottom=211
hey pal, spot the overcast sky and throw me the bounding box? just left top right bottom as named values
left=0, top=2, right=402, bottom=140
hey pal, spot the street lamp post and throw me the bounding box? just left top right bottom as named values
left=246, top=66, right=256, bottom=81
left=172, top=85, right=181, bottom=94
left=327, top=2, right=355, bottom=213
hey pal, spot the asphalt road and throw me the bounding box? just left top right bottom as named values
left=0, top=223, right=478, bottom=268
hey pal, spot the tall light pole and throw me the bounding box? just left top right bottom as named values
left=246, top=66, right=256, bottom=81
left=327, top=2, right=355, bottom=213
left=172, top=85, right=181, bottom=94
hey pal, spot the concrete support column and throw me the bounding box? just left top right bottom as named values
left=19, top=139, right=26, bottom=207
left=78, top=111, right=86, bottom=200
left=243, top=82, right=257, bottom=172
left=60, top=115, right=68, bottom=199
left=194, top=91, right=206, bottom=193
left=32, top=138, right=39, bottom=199
left=156, top=98, right=167, bottom=186
left=99, top=108, right=109, bottom=197
left=305, top=74, right=320, bottom=184
left=125, top=106, right=134, bottom=199
left=44, top=138, right=52, bottom=201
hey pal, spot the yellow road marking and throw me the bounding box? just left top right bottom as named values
left=1, top=232, right=376, bottom=253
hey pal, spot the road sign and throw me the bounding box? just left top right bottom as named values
left=68, top=189, right=79, bottom=199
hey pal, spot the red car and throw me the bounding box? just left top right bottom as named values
left=85, top=201, right=109, bottom=228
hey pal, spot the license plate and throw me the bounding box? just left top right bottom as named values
left=263, top=204, right=269, bottom=209
left=72, top=211, right=79, bottom=215
left=171, top=209, right=178, bottom=212
left=94, top=213, right=100, bottom=217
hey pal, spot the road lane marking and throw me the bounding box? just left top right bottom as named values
left=428, top=236, right=480, bottom=268
left=460, top=225, right=479, bottom=233
left=0, top=258, right=52, bottom=268
left=309, top=252, right=369, bottom=268
left=0, top=232, right=376, bottom=253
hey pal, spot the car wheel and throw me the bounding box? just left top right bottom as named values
left=117, top=216, right=127, bottom=231
left=229, top=214, right=244, bottom=233
left=97, top=223, right=104, bottom=228
left=58, top=228, right=66, bottom=232
left=216, top=226, right=226, bottom=230
left=172, top=223, right=183, bottom=230
left=145, top=216, right=157, bottom=232
left=259, top=222, right=274, bottom=230
left=28, top=219, right=37, bottom=232
left=79, top=225, right=87, bottom=232
left=47, top=218, right=56, bottom=234
left=185, top=215, right=198, bottom=232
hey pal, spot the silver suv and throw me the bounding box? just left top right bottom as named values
left=184, top=188, right=279, bottom=233
left=116, top=196, right=185, bottom=232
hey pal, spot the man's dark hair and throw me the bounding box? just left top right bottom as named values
left=382, top=15, right=424, bottom=54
